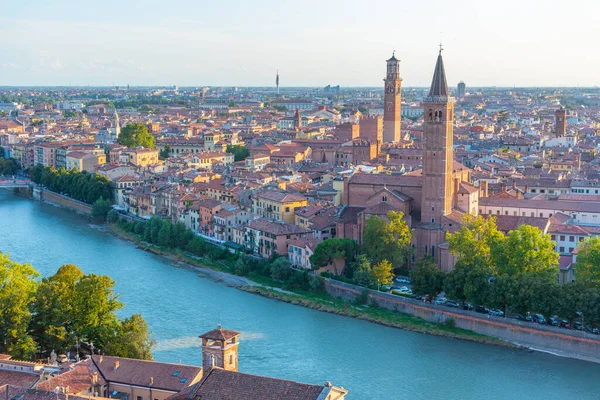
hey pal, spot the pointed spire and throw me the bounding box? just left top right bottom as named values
left=427, top=48, right=449, bottom=100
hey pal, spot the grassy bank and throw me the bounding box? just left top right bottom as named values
left=107, top=223, right=515, bottom=348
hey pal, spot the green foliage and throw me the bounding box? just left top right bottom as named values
left=574, top=237, right=600, bottom=288
left=104, top=314, right=155, bottom=360
left=354, top=288, right=370, bottom=305
left=159, top=145, right=171, bottom=160
left=0, top=252, right=40, bottom=359
left=63, top=110, right=78, bottom=118
left=0, top=158, right=19, bottom=175
left=362, top=211, right=412, bottom=267
left=310, top=238, right=359, bottom=271
left=28, top=165, right=113, bottom=203
left=118, top=123, right=155, bottom=148
left=446, top=215, right=504, bottom=267
left=92, top=198, right=112, bottom=223
left=0, top=254, right=153, bottom=360
left=107, top=209, right=120, bottom=223
left=352, top=254, right=373, bottom=285
left=493, top=225, right=559, bottom=282
left=226, top=145, right=250, bottom=162
left=410, top=255, right=444, bottom=297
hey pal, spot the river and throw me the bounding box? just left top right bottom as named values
left=1, top=190, right=599, bottom=399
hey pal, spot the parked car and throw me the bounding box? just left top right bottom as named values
left=435, top=297, right=447, bottom=305
left=395, top=277, right=410, bottom=284
left=398, top=286, right=410, bottom=293
left=574, top=321, right=585, bottom=331
left=475, top=305, right=489, bottom=314
left=381, top=285, right=391, bottom=291
left=560, top=320, right=572, bottom=329
left=489, top=309, right=504, bottom=317
left=548, top=316, right=560, bottom=326
left=462, top=303, right=473, bottom=311
left=445, top=300, right=459, bottom=308
left=532, top=314, right=546, bottom=325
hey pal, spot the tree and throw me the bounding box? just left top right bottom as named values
left=159, top=145, right=171, bottom=160
left=371, top=260, right=394, bottom=286
left=68, top=274, right=123, bottom=351
left=446, top=215, right=504, bottom=267
left=31, top=264, right=84, bottom=353
left=493, top=224, right=559, bottom=283
left=410, top=255, right=444, bottom=297
left=270, top=257, right=293, bottom=281
left=226, top=145, right=250, bottom=162
left=574, top=237, right=600, bottom=288
left=105, top=314, right=155, bottom=360
left=118, top=123, right=155, bottom=148
left=92, top=198, right=112, bottom=223
left=352, top=254, right=372, bottom=285
left=0, top=253, right=39, bottom=359
left=310, top=238, right=358, bottom=271
left=362, top=211, right=412, bottom=267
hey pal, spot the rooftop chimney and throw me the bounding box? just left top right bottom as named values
left=99, top=355, right=103, bottom=364
left=114, top=361, right=119, bottom=370
left=149, top=377, right=154, bottom=386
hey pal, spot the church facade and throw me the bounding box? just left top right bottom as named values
left=337, top=50, right=482, bottom=270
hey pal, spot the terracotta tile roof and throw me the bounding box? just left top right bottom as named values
left=246, top=219, right=310, bottom=236
left=168, top=368, right=330, bottom=400
left=199, top=327, right=240, bottom=341
left=0, top=385, right=90, bottom=400
left=38, top=360, right=104, bottom=394
left=91, top=356, right=202, bottom=392
left=0, top=370, right=39, bottom=388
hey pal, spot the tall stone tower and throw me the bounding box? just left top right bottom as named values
left=457, top=81, right=466, bottom=98
left=113, top=111, right=120, bottom=140
left=421, top=48, right=454, bottom=225
left=276, top=70, right=280, bottom=95
left=383, top=52, right=402, bottom=143
left=555, top=106, right=566, bottom=137
left=200, top=325, right=240, bottom=372
left=294, top=108, right=302, bottom=129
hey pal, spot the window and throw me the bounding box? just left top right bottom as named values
left=505, top=211, right=508, bottom=215
left=496, top=210, right=500, bottom=215
left=560, top=235, right=565, bottom=241
left=531, top=212, right=534, bottom=217
left=569, top=236, right=575, bottom=242
left=559, top=247, right=565, bottom=253
left=229, top=354, right=233, bottom=364
left=551, top=235, right=557, bottom=241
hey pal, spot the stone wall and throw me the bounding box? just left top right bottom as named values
left=40, top=189, right=92, bottom=215
left=324, top=279, right=600, bottom=364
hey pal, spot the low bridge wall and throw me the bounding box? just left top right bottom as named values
left=39, top=189, right=92, bottom=215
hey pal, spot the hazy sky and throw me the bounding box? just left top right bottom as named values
left=1, top=0, right=599, bottom=87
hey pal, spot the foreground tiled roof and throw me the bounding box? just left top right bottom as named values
left=0, top=370, right=39, bottom=388
left=0, top=385, right=90, bottom=400
left=38, top=360, right=104, bottom=394
left=168, top=368, right=328, bottom=400
left=92, top=356, right=202, bottom=392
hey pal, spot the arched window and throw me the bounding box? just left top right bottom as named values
left=428, top=109, right=433, bottom=121
left=438, top=110, right=443, bottom=121
left=382, top=195, right=387, bottom=202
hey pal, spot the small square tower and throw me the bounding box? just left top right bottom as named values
left=200, top=325, right=240, bottom=372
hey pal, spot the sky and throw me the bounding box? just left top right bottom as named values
left=1, top=0, right=599, bottom=87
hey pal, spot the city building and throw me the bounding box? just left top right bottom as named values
left=383, top=52, right=402, bottom=143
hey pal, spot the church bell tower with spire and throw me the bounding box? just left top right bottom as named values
left=383, top=52, right=402, bottom=143
left=421, top=46, right=454, bottom=226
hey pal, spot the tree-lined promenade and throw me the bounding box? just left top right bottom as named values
left=0, top=252, right=154, bottom=361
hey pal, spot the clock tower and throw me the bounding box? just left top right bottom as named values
left=383, top=52, right=402, bottom=143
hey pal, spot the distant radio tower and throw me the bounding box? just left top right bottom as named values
left=276, top=70, right=280, bottom=95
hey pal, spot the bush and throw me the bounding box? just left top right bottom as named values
left=91, top=198, right=112, bottom=223
left=106, top=209, right=119, bottom=223
left=354, top=288, right=370, bottom=306
left=443, top=317, right=456, bottom=328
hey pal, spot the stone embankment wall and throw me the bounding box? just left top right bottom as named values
left=325, top=280, right=600, bottom=364
left=39, top=189, right=92, bottom=215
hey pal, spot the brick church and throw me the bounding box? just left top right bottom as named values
left=336, top=50, right=483, bottom=270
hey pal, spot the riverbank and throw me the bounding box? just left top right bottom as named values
left=107, top=223, right=515, bottom=349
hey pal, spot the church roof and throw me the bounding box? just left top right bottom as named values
left=387, top=53, right=399, bottom=62
left=427, top=50, right=449, bottom=101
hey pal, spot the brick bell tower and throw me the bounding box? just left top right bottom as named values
left=200, top=325, right=240, bottom=373
left=555, top=106, right=566, bottom=137
left=383, top=52, right=402, bottom=143
left=421, top=47, right=455, bottom=225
